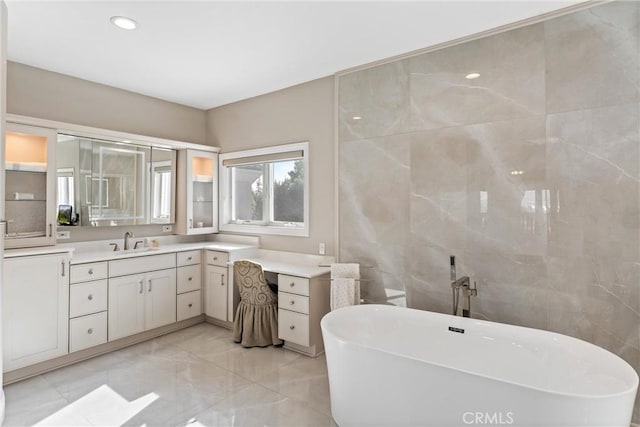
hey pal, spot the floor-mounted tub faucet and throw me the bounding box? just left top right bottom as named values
left=450, top=256, right=478, bottom=317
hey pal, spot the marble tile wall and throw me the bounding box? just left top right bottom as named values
left=338, top=1, right=640, bottom=421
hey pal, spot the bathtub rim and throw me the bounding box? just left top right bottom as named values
left=321, top=304, right=639, bottom=401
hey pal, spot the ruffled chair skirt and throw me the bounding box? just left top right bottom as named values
left=233, top=301, right=283, bottom=347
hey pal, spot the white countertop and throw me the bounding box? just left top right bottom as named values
left=245, top=257, right=330, bottom=279
left=4, top=241, right=256, bottom=263
left=4, top=246, right=75, bottom=258
left=3, top=240, right=334, bottom=279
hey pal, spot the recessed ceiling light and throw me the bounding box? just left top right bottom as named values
left=110, top=16, right=137, bottom=30
left=465, top=72, right=481, bottom=80
left=352, top=116, right=362, bottom=120
left=510, top=170, right=524, bottom=176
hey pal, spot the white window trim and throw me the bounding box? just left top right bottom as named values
left=219, top=141, right=309, bottom=237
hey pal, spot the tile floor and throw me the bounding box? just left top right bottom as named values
left=3, top=323, right=336, bottom=427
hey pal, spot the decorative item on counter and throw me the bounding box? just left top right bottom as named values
left=151, top=239, right=159, bottom=248
left=57, top=204, right=73, bottom=225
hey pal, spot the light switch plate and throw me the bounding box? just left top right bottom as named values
left=162, top=225, right=172, bottom=232
left=57, top=230, right=71, bottom=239
left=319, top=242, right=325, bottom=255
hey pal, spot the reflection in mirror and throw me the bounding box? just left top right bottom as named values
left=90, top=142, right=150, bottom=225
left=56, top=134, right=176, bottom=227
left=151, top=148, right=176, bottom=223
left=56, top=167, right=75, bottom=211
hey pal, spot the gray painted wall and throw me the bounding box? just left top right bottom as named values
left=206, top=76, right=335, bottom=256
left=7, top=62, right=206, bottom=144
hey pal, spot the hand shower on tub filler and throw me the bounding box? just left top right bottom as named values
left=450, top=255, right=477, bottom=317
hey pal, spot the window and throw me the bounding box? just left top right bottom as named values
left=220, top=142, right=309, bottom=236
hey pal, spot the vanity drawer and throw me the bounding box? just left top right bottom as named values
left=278, top=292, right=309, bottom=315
left=109, top=253, right=176, bottom=277
left=206, top=250, right=229, bottom=267
left=177, top=264, right=201, bottom=294
left=177, top=250, right=201, bottom=267
left=278, top=274, right=309, bottom=297
left=70, top=279, right=108, bottom=318
left=70, top=262, right=108, bottom=284
left=177, top=290, right=202, bottom=322
left=278, top=309, right=309, bottom=347
left=69, top=311, right=107, bottom=353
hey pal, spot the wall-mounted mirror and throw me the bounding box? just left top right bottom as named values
left=56, top=134, right=176, bottom=227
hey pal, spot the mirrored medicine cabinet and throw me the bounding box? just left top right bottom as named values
left=56, top=134, right=176, bottom=227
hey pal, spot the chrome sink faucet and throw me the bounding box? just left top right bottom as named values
left=124, top=231, right=134, bottom=251
left=450, top=256, right=478, bottom=318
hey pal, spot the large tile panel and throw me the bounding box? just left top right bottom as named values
left=339, top=134, right=410, bottom=303
left=339, top=60, right=411, bottom=142
left=545, top=1, right=640, bottom=113
left=409, top=24, right=545, bottom=131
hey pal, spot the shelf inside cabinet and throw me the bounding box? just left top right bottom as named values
left=5, top=163, right=47, bottom=173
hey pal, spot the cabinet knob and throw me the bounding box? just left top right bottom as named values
left=289, top=300, right=295, bottom=305
left=88, top=294, right=93, bottom=301
left=87, top=328, right=93, bottom=334
left=213, top=256, right=218, bottom=260
left=188, top=277, right=193, bottom=281
left=88, top=268, right=94, bottom=275
left=290, top=282, right=295, bottom=287
left=289, top=325, right=295, bottom=330
left=187, top=256, right=192, bottom=261
left=188, top=303, right=193, bottom=308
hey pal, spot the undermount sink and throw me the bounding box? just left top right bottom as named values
left=112, top=247, right=156, bottom=256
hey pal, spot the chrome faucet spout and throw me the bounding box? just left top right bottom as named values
left=124, top=231, right=134, bottom=251
left=449, top=255, right=477, bottom=317
left=451, top=275, right=470, bottom=289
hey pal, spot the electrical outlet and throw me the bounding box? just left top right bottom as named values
left=319, top=242, right=325, bottom=255
left=162, top=225, right=172, bottom=233
left=57, top=230, right=71, bottom=239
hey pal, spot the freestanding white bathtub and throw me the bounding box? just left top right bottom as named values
left=321, top=305, right=638, bottom=427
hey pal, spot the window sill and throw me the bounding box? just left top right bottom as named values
left=220, top=222, right=309, bottom=237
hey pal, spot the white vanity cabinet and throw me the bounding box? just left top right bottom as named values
left=4, top=123, right=57, bottom=248
left=277, top=273, right=330, bottom=357
left=108, top=254, right=177, bottom=341
left=176, top=250, right=202, bottom=322
left=204, top=250, right=229, bottom=322
left=176, top=149, right=219, bottom=235
left=2, top=252, right=70, bottom=371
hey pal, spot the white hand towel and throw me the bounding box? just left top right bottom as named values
left=330, top=263, right=360, bottom=279
left=331, top=278, right=356, bottom=311
left=330, top=263, right=361, bottom=309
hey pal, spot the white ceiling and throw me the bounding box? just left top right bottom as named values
left=6, top=1, right=583, bottom=110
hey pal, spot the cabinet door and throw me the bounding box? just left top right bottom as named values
left=2, top=253, right=69, bottom=371
left=4, top=123, right=57, bottom=248
left=144, top=268, right=177, bottom=330
left=205, top=264, right=228, bottom=321
left=108, top=273, right=145, bottom=341
left=176, top=149, right=218, bottom=235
